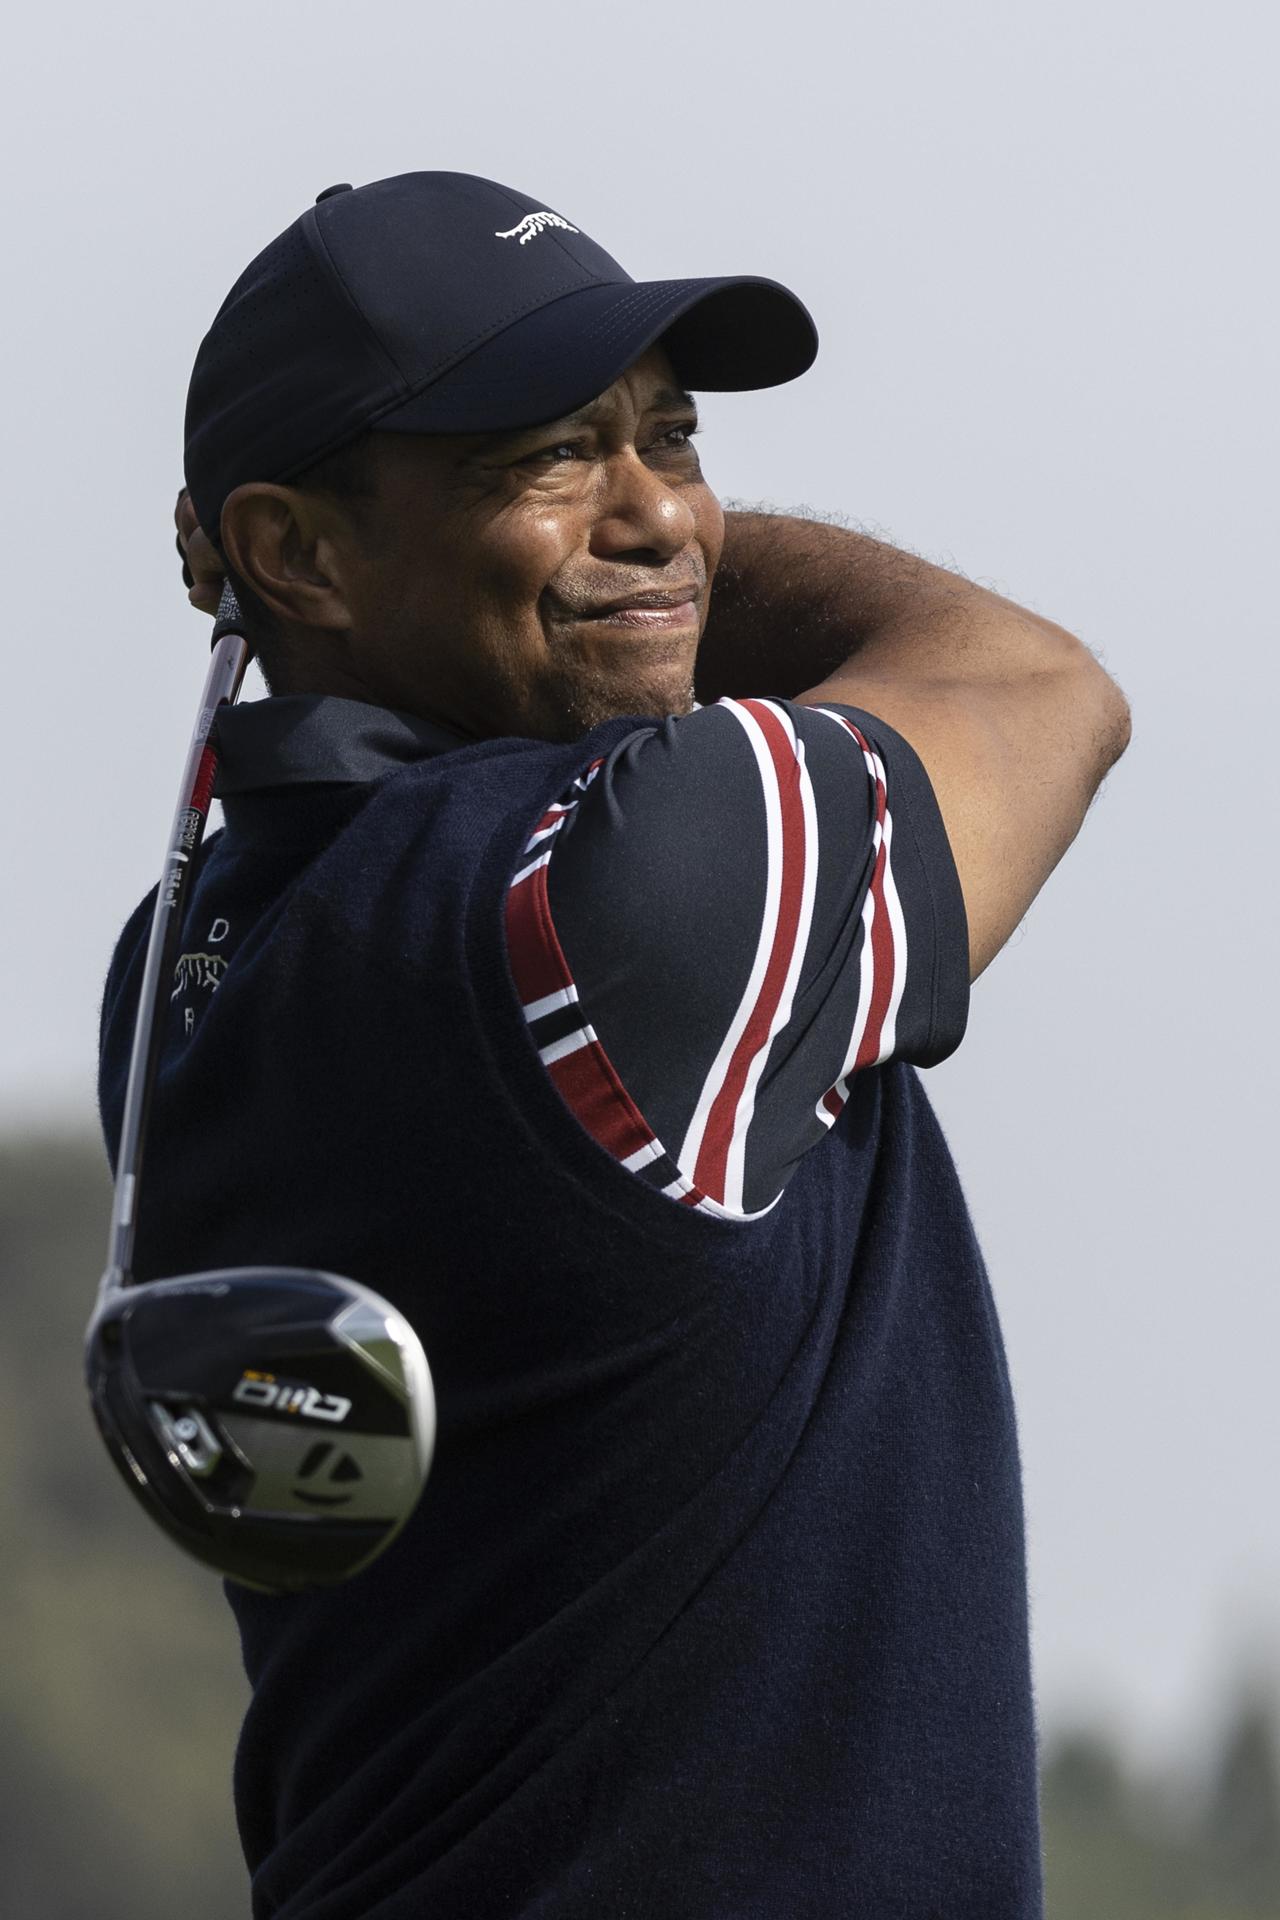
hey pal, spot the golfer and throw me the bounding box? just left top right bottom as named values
left=101, top=171, right=1129, bottom=1917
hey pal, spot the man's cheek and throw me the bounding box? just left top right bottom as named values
left=694, top=487, right=726, bottom=575
left=487, top=501, right=580, bottom=586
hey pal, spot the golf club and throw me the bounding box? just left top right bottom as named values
left=84, top=581, right=436, bottom=1593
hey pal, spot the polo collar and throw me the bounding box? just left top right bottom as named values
left=213, top=695, right=467, bottom=796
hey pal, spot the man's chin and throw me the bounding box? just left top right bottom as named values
left=538, top=664, right=698, bottom=740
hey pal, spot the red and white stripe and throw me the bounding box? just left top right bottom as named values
left=506, top=702, right=907, bottom=1220
left=812, top=710, right=908, bottom=1128
left=505, top=760, right=735, bottom=1217
left=676, top=700, right=819, bottom=1213
left=505, top=764, right=603, bottom=1004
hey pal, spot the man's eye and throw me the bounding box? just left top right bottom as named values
left=529, top=441, right=584, bottom=464
left=521, top=424, right=699, bottom=466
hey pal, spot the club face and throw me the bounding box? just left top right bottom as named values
left=85, top=1268, right=435, bottom=1593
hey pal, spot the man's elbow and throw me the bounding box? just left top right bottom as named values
left=1037, top=626, right=1132, bottom=804
left=1084, top=654, right=1132, bottom=779
left=1037, top=610, right=1133, bottom=770
left=1044, top=650, right=1131, bottom=824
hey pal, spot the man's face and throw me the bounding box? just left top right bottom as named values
left=332, top=346, right=724, bottom=741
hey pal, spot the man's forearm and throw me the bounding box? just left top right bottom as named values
left=695, top=510, right=1091, bottom=704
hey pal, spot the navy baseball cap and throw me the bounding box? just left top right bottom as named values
left=183, top=171, right=818, bottom=545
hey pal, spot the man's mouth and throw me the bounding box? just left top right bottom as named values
left=573, top=587, right=701, bottom=631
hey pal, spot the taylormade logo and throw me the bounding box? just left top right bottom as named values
left=495, top=211, right=580, bottom=245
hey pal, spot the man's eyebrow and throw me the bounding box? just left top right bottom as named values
left=550, top=387, right=698, bottom=430
left=647, top=386, right=698, bottom=413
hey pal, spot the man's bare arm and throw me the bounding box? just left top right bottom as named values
left=697, top=511, right=1132, bottom=981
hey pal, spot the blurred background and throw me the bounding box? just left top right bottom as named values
left=2, top=1, right=1276, bottom=1913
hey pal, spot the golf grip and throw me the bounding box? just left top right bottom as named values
left=211, top=576, right=252, bottom=650
left=103, top=587, right=251, bottom=1290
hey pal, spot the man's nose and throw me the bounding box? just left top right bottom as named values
left=588, top=450, right=696, bottom=561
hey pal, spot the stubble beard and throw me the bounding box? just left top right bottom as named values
left=534, top=627, right=700, bottom=741
left=538, top=658, right=697, bottom=740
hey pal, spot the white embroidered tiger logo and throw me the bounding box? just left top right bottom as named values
left=494, top=210, right=580, bottom=246
left=171, top=951, right=227, bottom=999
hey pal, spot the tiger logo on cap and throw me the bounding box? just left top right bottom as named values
left=494, top=211, right=580, bottom=245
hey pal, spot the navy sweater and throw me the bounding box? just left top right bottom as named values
left=99, top=715, right=1041, bottom=1918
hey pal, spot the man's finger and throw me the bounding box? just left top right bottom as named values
left=174, top=488, right=227, bottom=618
left=175, top=486, right=201, bottom=542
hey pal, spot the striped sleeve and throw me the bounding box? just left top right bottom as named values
left=504, top=698, right=969, bottom=1219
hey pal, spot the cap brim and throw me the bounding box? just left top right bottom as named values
left=365, top=276, right=818, bottom=437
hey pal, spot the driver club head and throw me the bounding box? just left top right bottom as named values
left=85, top=1267, right=436, bottom=1593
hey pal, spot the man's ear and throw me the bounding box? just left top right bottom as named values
left=219, top=483, right=355, bottom=632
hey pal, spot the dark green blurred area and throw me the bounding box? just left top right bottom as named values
left=3, top=1132, right=1277, bottom=1919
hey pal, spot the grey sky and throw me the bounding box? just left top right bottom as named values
left=2, top=0, right=1276, bottom=1766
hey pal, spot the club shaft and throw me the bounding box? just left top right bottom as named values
left=104, top=608, right=250, bottom=1289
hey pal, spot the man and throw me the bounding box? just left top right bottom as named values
left=101, top=171, right=1129, bottom=1917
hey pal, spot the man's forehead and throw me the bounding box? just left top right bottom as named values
left=552, top=377, right=697, bottom=433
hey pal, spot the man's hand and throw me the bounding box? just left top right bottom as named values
left=175, top=488, right=225, bottom=616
